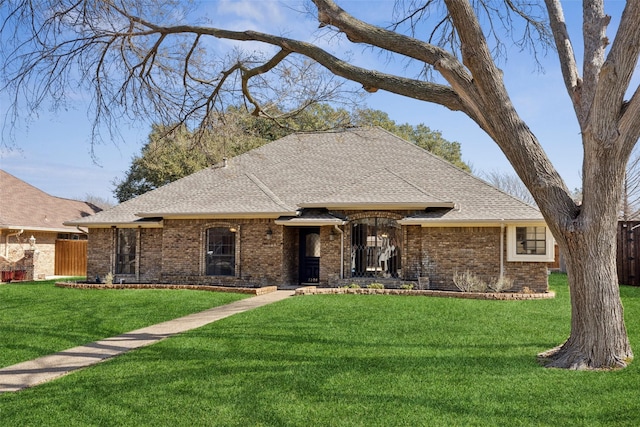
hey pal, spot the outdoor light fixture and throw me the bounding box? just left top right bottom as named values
left=229, top=227, right=237, bottom=233
left=266, top=228, right=273, bottom=240
left=29, top=235, right=36, bottom=249
left=329, top=229, right=336, bottom=241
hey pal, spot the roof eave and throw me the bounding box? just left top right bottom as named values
left=397, top=218, right=547, bottom=227
left=298, top=202, right=456, bottom=210
left=2, top=225, right=88, bottom=233
left=135, top=211, right=297, bottom=220
left=63, top=220, right=164, bottom=228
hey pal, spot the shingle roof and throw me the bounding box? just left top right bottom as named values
left=67, top=127, right=543, bottom=226
left=0, top=170, right=102, bottom=232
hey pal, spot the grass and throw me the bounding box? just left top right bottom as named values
left=2, top=273, right=640, bottom=426
left=0, top=278, right=249, bottom=367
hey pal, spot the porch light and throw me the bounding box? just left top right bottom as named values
left=266, top=228, right=273, bottom=240
left=229, top=226, right=237, bottom=233
left=329, top=228, right=336, bottom=241
left=29, top=235, right=36, bottom=249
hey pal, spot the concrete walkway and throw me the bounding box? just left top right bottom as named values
left=0, top=290, right=294, bottom=393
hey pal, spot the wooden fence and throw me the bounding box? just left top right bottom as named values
left=617, top=221, right=640, bottom=286
left=54, top=239, right=87, bottom=276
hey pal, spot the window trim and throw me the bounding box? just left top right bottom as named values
left=507, top=225, right=555, bottom=262
left=205, top=226, right=237, bottom=277
left=115, top=228, right=137, bottom=275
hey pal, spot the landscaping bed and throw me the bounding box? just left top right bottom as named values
left=55, top=282, right=277, bottom=295
left=295, top=285, right=555, bottom=300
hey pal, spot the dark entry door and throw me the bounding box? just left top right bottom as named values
left=299, top=228, right=320, bottom=284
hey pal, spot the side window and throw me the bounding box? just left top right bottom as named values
left=516, top=226, right=547, bottom=255
left=206, top=227, right=236, bottom=276
left=507, top=225, right=554, bottom=262
left=115, top=228, right=136, bottom=274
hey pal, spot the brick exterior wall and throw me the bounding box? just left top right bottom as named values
left=138, top=228, right=163, bottom=282
left=418, top=227, right=548, bottom=293
left=84, top=213, right=549, bottom=292
left=87, top=228, right=113, bottom=282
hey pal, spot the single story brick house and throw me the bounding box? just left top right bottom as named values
left=1, top=170, right=101, bottom=280
left=66, top=127, right=553, bottom=292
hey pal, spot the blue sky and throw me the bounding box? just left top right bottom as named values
left=0, top=1, right=629, bottom=202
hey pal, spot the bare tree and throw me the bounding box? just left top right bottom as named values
left=3, top=0, right=639, bottom=369
left=480, top=169, right=536, bottom=206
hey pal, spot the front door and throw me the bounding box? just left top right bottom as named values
left=299, top=228, right=320, bottom=284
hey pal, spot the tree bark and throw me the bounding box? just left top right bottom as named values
left=539, top=131, right=633, bottom=369
left=540, top=237, right=632, bottom=369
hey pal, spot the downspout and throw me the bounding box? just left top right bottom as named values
left=500, top=221, right=505, bottom=279
left=135, top=227, right=141, bottom=283
left=5, top=229, right=24, bottom=258
left=334, top=225, right=344, bottom=279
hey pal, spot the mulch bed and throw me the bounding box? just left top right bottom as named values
left=55, top=282, right=554, bottom=300
left=295, top=286, right=555, bottom=300
left=55, top=282, right=277, bottom=295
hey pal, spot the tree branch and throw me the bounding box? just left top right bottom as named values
left=543, top=0, right=581, bottom=115
left=588, top=1, right=640, bottom=153
left=126, top=14, right=467, bottom=113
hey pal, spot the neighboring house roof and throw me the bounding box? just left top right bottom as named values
left=0, top=170, right=102, bottom=233
left=67, top=127, right=543, bottom=227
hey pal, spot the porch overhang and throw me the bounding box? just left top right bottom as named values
left=275, top=211, right=347, bottom=226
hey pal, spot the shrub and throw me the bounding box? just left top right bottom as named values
left=401, top=283, right=414, bottom=290
left=452, top=270, right=487, bottom=293
left=367, top=283, right=385, bottom=289
left=104, top=272, right=114, bottom=285
left=343, top=283, right=361, bottom=289
left=488, top=276, right=514, bottom=293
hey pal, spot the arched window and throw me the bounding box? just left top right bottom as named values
left=206, top=227, right=236, bottom=276
left=351, top=218, right=401, bottom=278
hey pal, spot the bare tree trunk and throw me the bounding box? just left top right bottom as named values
left=542, top=234, right=632, bottom=369
left=539, top=136, right=633, bottom=369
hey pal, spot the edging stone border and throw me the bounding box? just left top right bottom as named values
left=55, top=282, right=278, bottom=296
left=295, top=286, right=555, bottom=300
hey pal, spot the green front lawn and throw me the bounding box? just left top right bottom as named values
left=0, top=279, right=249, bottom=367
left=2, top=274, right=640, bottom=426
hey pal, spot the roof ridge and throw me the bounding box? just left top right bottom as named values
left=244, top=172, right=295, bottom=212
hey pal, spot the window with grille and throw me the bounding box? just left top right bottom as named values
left=516, top=226, right=546, bottom=255
left=507, top=225, right=554, bottom=262
left=206, top=227, right=236, bottom=276
left=351, top=218, right=401, bottom=278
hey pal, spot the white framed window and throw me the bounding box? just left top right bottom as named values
left=507, top=225, right=554, bottom=262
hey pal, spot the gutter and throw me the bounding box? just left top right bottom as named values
left=500, top=221, right=505, bottom=279
left=5, top=229, right=24, bottom=258
left=334, top=225, right=344, bottom=279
